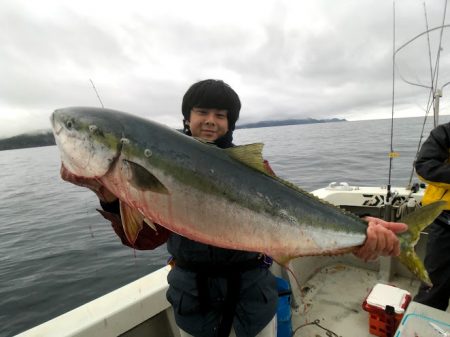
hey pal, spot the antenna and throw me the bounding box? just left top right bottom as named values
left=89, top=79, right=105, bottom=108
left=386, top=0, right=396, bottom=204
left=404, top=1, right=449, bottom=188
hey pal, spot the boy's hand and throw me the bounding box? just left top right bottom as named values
left=60, top=165, right=117, bottom=203
left=353, top=217, right=408, bottom=261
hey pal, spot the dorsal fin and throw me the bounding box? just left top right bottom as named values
left=225, top=143, right=266, bottom=173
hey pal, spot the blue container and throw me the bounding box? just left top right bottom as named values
left=276, top=277, right=292, bottom=337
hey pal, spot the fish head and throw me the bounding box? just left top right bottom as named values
left=51, top=107, right=123, bottom=178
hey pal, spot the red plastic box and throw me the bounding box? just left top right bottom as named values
left=362, top=283, right=411, bottom=337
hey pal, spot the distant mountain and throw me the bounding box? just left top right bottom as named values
left=0, top=131, right=55, bottom=151
left=236, top=118, right=346, bottom=129
left=0, top=117, right=347, bottom=151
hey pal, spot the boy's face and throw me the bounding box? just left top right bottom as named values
left=187, top=108, right=229, bottom=142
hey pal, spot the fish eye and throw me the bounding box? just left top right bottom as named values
left=66, top=120, right=74, bottom=129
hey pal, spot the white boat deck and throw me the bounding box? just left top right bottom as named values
left=290, top=263, right=421, bottom=337
left=15, top=259, right=450, bottom=337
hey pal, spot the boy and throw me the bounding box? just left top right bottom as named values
left=62, top=79, right=407, bottom=337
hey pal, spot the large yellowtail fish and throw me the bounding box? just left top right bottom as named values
left=51, top=107, right=445, bottom=286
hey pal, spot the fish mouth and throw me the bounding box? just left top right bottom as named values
left=51, top=108, right=123, bottom=178
left=51, top=112, right=63, bottom=136
left=51, top=110, right=75, bottom=139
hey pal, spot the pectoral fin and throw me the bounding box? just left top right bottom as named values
left=122, top=160, right=169, bottom=194
left=120, top=201, right=144, bottom=245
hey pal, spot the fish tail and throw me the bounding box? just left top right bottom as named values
left=397, top=200, right=446, bottom=286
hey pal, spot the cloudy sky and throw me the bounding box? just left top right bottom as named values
left=1, top=0, right=449, bottom=138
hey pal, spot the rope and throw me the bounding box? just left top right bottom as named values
left=293, top=319, right=341, bottom=337
left=395, top=196, right=421, bottom=219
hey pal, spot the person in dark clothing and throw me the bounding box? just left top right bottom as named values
left=61, top=79, right=408, bottom=337
left=413, top=122, right=450, bottom=311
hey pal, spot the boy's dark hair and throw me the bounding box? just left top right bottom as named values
left=182, top=79, right=241, bottom=135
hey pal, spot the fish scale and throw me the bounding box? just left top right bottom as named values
left=52, top=106, right=446, bottom=285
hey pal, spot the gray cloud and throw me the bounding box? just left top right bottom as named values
left=0, top=0, right=448, bottom=138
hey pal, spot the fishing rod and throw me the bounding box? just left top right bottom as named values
left=89, top=78, right=105, bottom=108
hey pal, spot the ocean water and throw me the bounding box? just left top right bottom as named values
left=1, top=116, right=448, bottom=336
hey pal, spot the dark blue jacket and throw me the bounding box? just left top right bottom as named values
left=166, top=234, right=278, bottom=337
